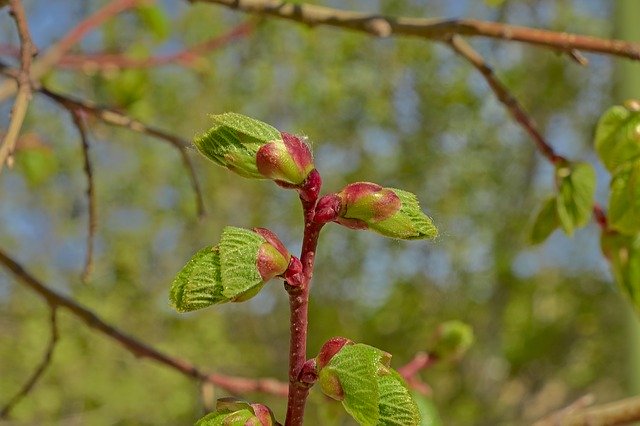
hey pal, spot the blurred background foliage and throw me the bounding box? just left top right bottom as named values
left=1, top=0, right=639, bottom=424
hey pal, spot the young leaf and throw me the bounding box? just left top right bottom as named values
left=135, top=4, right=170, bottom=40
left=555, top=161, right=596, bottom=236
left=196, top=398, right=280, bottom=426
left=195, top=409, right=255, bottom=425
left=371, top=189, right=438, bottom=240
left=318, top=343, right=387, bottom=425
left=608, top=159, right=640, bottom=235
left=219, top=226, right=269, bottom=301
left=212, top=112, right=281, bottom=144
left=377, top=370, right=421, bottom=426
left=169, top=246, right=228, bottom=312
left=529, top=197, right=560, bottom=244
left=601, top=231, right=640, bottom=314
left=594, top=101, right=640, bottom=173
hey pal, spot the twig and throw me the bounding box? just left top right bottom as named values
left=0, top=0, right=36, bottom=173
left=0, top=248, right=287, bottom=396
left=70, top=110, right=97, bottom=283
left=534, top=394, right=640, bottom=426
left=189, top=0, right=640, bottom=61
left=445, top=35, right=608, bottom=229
left=0, top=0, right=141, bottom=101
left=0, top=307, right=59, bottom=419
left=55, top=21, right=254, bottom=71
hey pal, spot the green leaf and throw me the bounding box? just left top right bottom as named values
left=195, top=409, right=255, bottom=426
left=14, top=144, right=57, bottom=187
left=412, top=393, right=443, bottom=426
left=430, top=320, right=474, bottom=362
left=211, top=113, right=281, bottom=144
left=319, top=343, right=388, bottom=426
left=609, top=159, right=640, bottom=235
left=529, top=197, right=560, bottom=244
left=601, top=231, right=640, bottom=314
left=594, top=102, right=640, bottom=173
left=135, top=5, right=170, bottom=40
left=371, top=189, right=438, bottom=240
left=555, top=161, right=596, bottom=235
left=377, top=370, right=421, bottom=426
left=219, top=226, right=265, bottom=301
left=169, top=246, right=228, bottom=312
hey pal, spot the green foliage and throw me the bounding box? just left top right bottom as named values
left=554, top=161, right=597, bottom=236
left=218, top=226, right=265, bottom=300
left=169, top=246, right=226, bottom=312
left=601, top=231, right=640, bottom=314
left=608, top=159, right=640, bottom=235
left=317, top=343, right=420, bottom=426
left=196, top=409, right=255, bottom=425
left=529, top=197, right=560, bottom=244
left=430, top=320, right=474, bottom=362
left=14, top=143, right=58, bottom=187
left=372, top=189, right=438, bottom=240
left=594, top=102, right=640, bottom=174
left=412, top=394, right=443, bottom=426
left=135, top=4, right=170, bottom=40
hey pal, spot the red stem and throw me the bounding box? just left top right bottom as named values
left=284, top=197, right=323, bottom=426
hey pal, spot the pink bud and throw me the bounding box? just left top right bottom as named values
left=283, top=256, right=304, bottom=287
left=249, top=404, right=275, bottom=426
left=338, top=182, right=402, bottom=222
left=255, top=132, right=315, bottom=186
left=299, top=169, right=322, bottom=202
left=314, top=194, right=342, bottom=224
left=316, top=337, right=353, bottom=370
left=253, top=228, right=289, bottom=260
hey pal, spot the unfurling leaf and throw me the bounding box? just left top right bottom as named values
left=529, top=197, right=560, bottom=244
left=196, top=398, right=280, bottom=426
left=601, top=231, right=640, bottom=314
left=315, top=183, right=437, bottom=240
left=594, top=100, right=640, bottom=174
left=194, top=113, right=316, bottom=186
left=608, top=159, right=640, bottom=235
left=316, top=341, right=420, bottom=426
left=555, top=161, right=596, bottom=236
left=169, top=227, right=295, bottom=312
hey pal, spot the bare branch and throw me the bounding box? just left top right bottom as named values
left=0, top=248, right=287, bottom=396
left=0, top=0, right=36, bottom=173
left=534, top=394, right=640, bottom=426
left=0, top=307, right=59, bottom=419
left=0, top=0, right=139, bottom=101
left=69, top=110, right=97, bottom=283
left=189, top=0, right=640, bottom=61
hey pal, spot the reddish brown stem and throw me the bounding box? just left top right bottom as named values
left=284, top=196, right=323, bottom=426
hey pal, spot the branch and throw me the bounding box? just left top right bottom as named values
left=445, top=35, right=607, bottom=229
left=534, top=394, right=640, bottom=426
left=189, top=0, right=640, bottom=61
left=0, top=0, right=36, bottom=173
left=0, top=0, right=140, bottom=101
left=0, top=248, right=288, bottom=397
left=69, top=110, right=97, bottom=283
left=0, top=307, right=59, bottom=419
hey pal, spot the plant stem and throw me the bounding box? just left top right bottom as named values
left=284, top=197, right=323, bottom=426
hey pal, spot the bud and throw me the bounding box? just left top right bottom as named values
left=195, top=398, right=279, bottom=426
left=315, top=182, right=438, bottom=240
left=194, top=113, right=316, bottom=188
left=316, top=337, right=353, bottom=370
left=430, top=320, right=474, bottom=362
left=253, top=228, right=291, bottom=281
left=318, top=368, right=345, bottom=401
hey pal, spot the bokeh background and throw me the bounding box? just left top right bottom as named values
left=1, top=0, right=640, bottom=424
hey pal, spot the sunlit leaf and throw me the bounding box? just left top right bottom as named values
left=594, top=102, right=640, bottom=173
left=609, top=159, right=640, bottom=235
left=555, top=161, right=596, bottom=235
left=529, top=197, right=560, bottom=245
left=377, top=370, right=421, bottom=426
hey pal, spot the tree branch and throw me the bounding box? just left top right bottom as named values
left=69, top=110, right=97, bottom=283
left=0, top=0, right=36, bottom=173
left=534, top=394, right=640, bottom=426
left=0, top=248, right=288, bottom=397
left=0, top=307, right=59, bottom=419
left=189, top=0, right=640, bottom=61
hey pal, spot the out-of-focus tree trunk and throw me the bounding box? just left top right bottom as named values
left=615, top=0, right=640, bottom=394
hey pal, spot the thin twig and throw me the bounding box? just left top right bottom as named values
left=534, top=394, right=640, bottom=426
left=0, top=307, right=59, bottom=419
left=0, top=248, right=287, bottom=396
left=70, top=110, right=97, bottom=283
left=189, top=0, right=640, bottom=61
left=0, top=0, right=140, bottom=101
left=445, top=35, right=609, bottom=229
left=0, top=0, right=36, bottom=173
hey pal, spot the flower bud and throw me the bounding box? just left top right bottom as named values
left=194, top=113, right=316, bottom=187
left=320, top=182, right=438, bottom=240
left=253, top=227, right=291, bottom=282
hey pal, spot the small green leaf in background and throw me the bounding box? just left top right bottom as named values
left=377, top=370, right=420, bottom=426
left=430, top=320, right=474, bottom=362
left=529, top=197, right=560, bottom=244
left=135, top=4, right=170, bottom=40
left=601, top=231, right=640, bottom=314
left=14, top=135, right=58, bottom=187
left=412, top=393, right=443, bottom=426
left=169, top=246, right=227, bottom=312
left=608, top=159, right=640, bottom=235
left=555, top=161, right=596, bottom=236
left=594, top=100, right=640, bottom=174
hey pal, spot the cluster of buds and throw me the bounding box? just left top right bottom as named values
left=194, top=112, right=320, bottom=201
left=314, top=182, right=437, bottom=240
